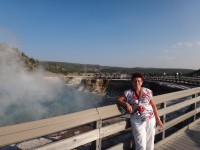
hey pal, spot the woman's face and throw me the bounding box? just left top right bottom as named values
left=131, top=77, right=143, bottom=90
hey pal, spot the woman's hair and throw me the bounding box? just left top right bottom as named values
left=131, top=73, right=144, bottom=81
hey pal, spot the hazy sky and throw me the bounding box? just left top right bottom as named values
left=0, top=0, right=200, bottom=69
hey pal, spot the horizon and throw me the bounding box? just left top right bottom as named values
left=0, top=0, right=200, bottom=69
left=41, top=59, right=195, bottom=71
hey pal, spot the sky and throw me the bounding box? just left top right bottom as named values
left=0, top=0, right=200, bottom=70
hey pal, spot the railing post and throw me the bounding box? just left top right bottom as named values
left=160, top=102, right=166, bottom=140
left=191, top=93, right=197, bottom=121
left=96, top=120, right=102, bottom=150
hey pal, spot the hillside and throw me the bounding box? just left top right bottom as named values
left=40, top=61, right=194, bottom=75
left=187, top=69, right=200, bottom=76
left=0, top=43, right=39, bottom=71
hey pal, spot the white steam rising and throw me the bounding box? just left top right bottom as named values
left=0, top=44, right=104, bottom=127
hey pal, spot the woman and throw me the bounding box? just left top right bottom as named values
left=117, top=73, right=163, bottom=150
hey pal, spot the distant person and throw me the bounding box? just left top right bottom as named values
left=117, top=73, right=163, bottom=150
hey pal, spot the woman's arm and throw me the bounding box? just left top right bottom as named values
left=117, top=95, right=133, bottom=113
left=150, top=97, right=163, bottom=128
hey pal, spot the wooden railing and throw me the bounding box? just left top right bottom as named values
left=0, top=87, right=200, bottom=149
left=145, top=76, right=200, bottom=86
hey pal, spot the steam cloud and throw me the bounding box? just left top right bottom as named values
left=0, top=44, right=103, bottom=127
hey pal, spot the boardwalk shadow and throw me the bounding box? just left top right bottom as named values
left=186, top=129, right=200, bottom=147
left=0, top=145, right=20, bottom=150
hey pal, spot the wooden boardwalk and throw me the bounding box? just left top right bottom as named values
left=0, top=87, right=200, bottom=149
left=155, top=121, right=200, bottom=150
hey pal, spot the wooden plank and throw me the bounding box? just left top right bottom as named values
left=35, top=129, right=99, bottom=150
left=185, top=131, right=200, bottom=140
left=158, top=97, right=199, bottom=116
left=106, top=143, right=124, bottom=150
left=95, top=120, right=102, bottom=150
left=160, top=102, right=167, bottom=140
left=0, top=109, right=100, bottom=147
left=105, top=140, right=134, bottom=150
left=178, top=127, right=200, bottom=140
left=155, top=119, right=200, bottom=148
left=156, top=111, right=196, bottom=135
left=166, top=136, right=199, bottom=150
left=196, top=107, right=200, bottom=113
left=159, top=144, right=177, bottom=150
left=176, top=134, right=198, bottom=145
left=100, top=121, right=127, bottom=138
left=165, top=139, right=184, bottom=150
left=164, top=110, right=196, bottom=131
left=189, top=123, right=200, bottom=131
left=155, top=87, right=200, bottom=104
left=0, top=108, right=99, bottom=136
left=97, top=104, right=122, bottom=119
left=167, top=139, right=194, bottom=150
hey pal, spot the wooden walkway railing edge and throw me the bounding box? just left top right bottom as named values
left=154, top=118, right=200, bottom=149
left=0, top=87, right=200, bottom=149
left=106, top=118, right=200, bottom=150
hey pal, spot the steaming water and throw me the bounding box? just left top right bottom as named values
left=0, top=83, right=105, bottom=127
left=0, top=44, right=107, bottom=127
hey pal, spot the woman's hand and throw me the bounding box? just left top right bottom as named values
left=150, top=98, right=164, bottom=131
left=126, top=103, right=133, bottom=113
left=117, top=95, right=133, bottom=113
left=156, top=118, right=164, bottom=131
